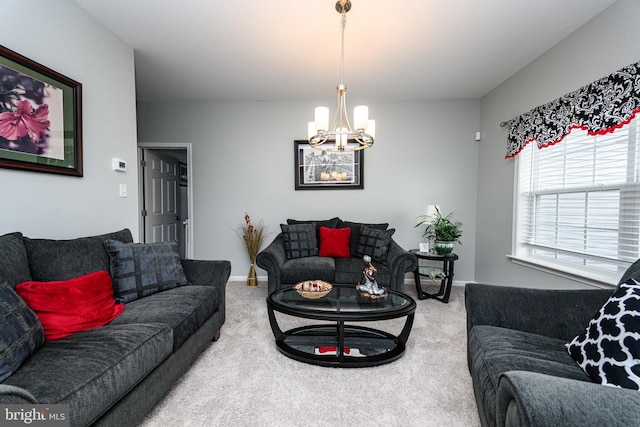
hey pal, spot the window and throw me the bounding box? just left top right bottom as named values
left=514, top=115, right=640, bottom=284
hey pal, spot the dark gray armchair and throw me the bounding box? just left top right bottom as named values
left=465, top=270, right=640, bottom=426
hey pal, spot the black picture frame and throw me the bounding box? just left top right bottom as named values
left=294, top=140, right=364, bottom=190
left=0, top=44, right=83, bottom=176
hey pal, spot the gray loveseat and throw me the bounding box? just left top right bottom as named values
left=0, top=229, right=231, bottom=427
left=256, top=218, right=417, bottom=294
left=465, top=261, right=640, bottom=427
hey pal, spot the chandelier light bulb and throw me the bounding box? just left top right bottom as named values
left=314, top=107, right=329, bottom=132
left=353, top=105, right=369, bottom=131
left=337, top=128, right=348, bottom=149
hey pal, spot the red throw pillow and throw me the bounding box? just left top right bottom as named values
left=319, top=226, right=351, bottom=258
left=15, top=270, right=124, bottom=341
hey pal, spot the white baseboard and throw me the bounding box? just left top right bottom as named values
left=229, top=275, right=269, bottom=283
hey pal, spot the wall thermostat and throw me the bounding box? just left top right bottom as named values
left=112, top=158, right=127, bottom=172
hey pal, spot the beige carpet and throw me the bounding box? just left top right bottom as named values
left=139, top=281, right=480, bottom=427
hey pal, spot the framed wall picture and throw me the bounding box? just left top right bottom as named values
left=0, top=44, right=83, bottom=176
left=294, top=140, right=364, bottom=190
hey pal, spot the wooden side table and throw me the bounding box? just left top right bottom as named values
left=410, top=249, right=458, bottom=303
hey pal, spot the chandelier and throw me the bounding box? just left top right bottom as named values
left=307, top=0, right=375, bottom=152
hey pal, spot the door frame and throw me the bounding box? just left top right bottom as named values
left=138, top=142, right=194, bottom=259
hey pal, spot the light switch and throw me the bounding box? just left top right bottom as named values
left=119, top=184, right=128, bottom=198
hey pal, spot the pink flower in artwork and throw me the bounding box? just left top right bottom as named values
left=0, top=100, right=50, bottom=142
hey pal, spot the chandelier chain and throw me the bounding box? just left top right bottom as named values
left=340, top=13, right=346, bottom=86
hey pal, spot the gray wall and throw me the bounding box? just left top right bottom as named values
left=5, top=0, right=636, bottom=289
left=137, top=99, right=480, bottom=281
left=476, top=0, right=640, bottom=288
left=0, top=0, right=139, bottom=239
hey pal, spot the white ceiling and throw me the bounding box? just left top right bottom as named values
left=74, top=0, right=617, bottom=103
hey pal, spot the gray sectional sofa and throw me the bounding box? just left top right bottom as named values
left=256, top=218, right=417, bottom=294
left=0, top=229, right=230, bottom=427
left=465, top=260, right=640, bottom=427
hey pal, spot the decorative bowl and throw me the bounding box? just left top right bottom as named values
left=294, top=280, right=333, bottom=299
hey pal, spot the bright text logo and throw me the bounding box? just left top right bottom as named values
left=1, top=405, right=69, bottom=427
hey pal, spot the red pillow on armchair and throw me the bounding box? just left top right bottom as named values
left=15, top=270, right=124, bottom=341
left=319, top=226, right=351, bottom=258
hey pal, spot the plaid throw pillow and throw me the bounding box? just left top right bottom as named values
left=280, top=224, right=318, bottom=259
left=0, top=285, right=45, bottom=382
left=354, top=225, right=395, bottom=264
left=104, top=240, right=189, bottom=303
left=337, top=220, right=389, bottom=256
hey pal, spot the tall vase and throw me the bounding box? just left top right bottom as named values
left=247, top=258, right=258, bottom=286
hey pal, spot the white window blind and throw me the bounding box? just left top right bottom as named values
left=514, top=115, right=640, bottom=282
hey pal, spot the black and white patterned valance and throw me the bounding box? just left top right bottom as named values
left=506, top=61, right=640, bottom=158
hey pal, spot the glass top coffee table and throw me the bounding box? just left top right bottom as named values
left=267, top=284, right=416, bottom=367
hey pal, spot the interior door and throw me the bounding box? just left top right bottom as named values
left=142, top=150, right=179, bottom=244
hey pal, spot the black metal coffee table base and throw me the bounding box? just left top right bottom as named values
left=267, top=284, right=416, bottom=368
left=270, top=320, right=413, bottom=368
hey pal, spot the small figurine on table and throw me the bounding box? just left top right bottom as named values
left=356, top=255, right=386, bottom=297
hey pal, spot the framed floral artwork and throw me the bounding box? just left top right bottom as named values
left=0, top=45, right=82, bottom=176
left=294, top=140, right=364, bottom=190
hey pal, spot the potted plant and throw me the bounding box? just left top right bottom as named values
left=416, top=206, right=462, bottom=255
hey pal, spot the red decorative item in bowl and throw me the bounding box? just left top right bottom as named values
left=294, top=280, right=333, bottom=299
